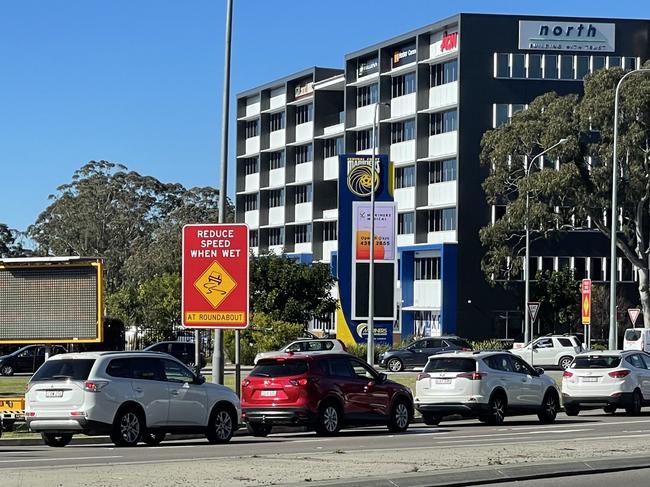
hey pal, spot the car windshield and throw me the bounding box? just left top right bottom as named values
left=424, top=358, right=475, bottom=373
left=250, top=360, right=309, bottom=377
left=31, top=359, right=96, bottom=381
left=571, top=356, right=621, bottom=369
left=625, top=330, right=642, bottom=341
left=445, top=338, right=471, bottom=349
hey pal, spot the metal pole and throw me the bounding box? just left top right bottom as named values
left=610, top=69, right=650, bottom=349
left=194, top=329, right=201, bottom=374
left=367, top=102, right=379, bottom=366
left=523, top=138, right=568, bottom=349
left=213, top=0, right=234, bottom=385
left=235, top=329, right=241, bottom=396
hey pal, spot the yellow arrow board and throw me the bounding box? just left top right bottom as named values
left=193, top=261, right=237, bottom=309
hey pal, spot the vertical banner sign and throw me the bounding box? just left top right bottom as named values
left=581, top=279, right=591, bottom=325
left=336, top=154, right=395, bottom=346
left=182, top=224, right=249, bottom=329
left=628, top=308, right=641, bottom=326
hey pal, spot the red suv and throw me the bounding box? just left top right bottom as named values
left=241, top=352, right=413, bottom=436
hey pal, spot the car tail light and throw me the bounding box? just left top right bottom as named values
left=242, top=379, right=251, bottom=387
left=289, top=377, right=318, bottom=386
left=462, top=348, right=472, bottom=351
left=563, top=371, right=574, bottom=378
left=457, top=372, right=484, bottom=380
left=84, top=381, right=108, bottom=392
left=608, top=370, right=631, bottom=378
left=70, top=411, right=85, bottom=417
left=416, top=373, right=430, bottom=381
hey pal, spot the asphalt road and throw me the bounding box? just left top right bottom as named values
left=479, top=467, right=650, bottom=487
left=2, top=407, right=650, bottom=485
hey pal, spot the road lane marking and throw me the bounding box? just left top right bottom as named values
left=0, top=455, right=121, bottom=464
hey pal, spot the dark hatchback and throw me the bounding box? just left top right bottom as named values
left=0, top=344, right=68, bottom=376
left=378, top=337, right=472, bottom=372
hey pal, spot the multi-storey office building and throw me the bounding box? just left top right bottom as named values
left=235, top=14, right=650, bottom=341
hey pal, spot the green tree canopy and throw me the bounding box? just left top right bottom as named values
left=480, top=65, right=650, bottom=327
left=251, top=253, right=337, bottom=325
left=533, top=268, right=580, bottom=335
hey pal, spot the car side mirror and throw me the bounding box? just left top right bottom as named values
left=378, top=372, right=387, bottom=383
left=535, top=367, right=545, bottom=375
left=195, top=374, right=206, bottom=385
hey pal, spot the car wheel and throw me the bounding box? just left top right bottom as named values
left=388, top=400, right=411, bottom=433
left=559, top=356, right=573, bottom=370
left=421, top=412, right=442, bottom=426
left=316, top=402, right=342, bottom=436
left=564, top=405, right=580, bottom=416
left=111, top=408, right=144, bottom=447
left=41, top=433, right=72, bottom=447
left=206, top=405, right=236, bottom=444
left=604, top=405, right=617, bottom=414
left=387, top=358, right=404, bottom=372
left=537, top=391, right=558, bottom=424
left=247, top=422, right=273, bottom=437
left=0, top=365, right=14, bottom=376
left=625, top=389, right=643, bottom=416
left=482, top=393, right=506, bottom=425
left=142, top=431, right=166, bottom=446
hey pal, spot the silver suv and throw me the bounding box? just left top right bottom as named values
left=25, top=351, right=241, bottom=447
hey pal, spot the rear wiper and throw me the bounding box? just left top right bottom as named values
left=50, top=375, right=73, bottom=379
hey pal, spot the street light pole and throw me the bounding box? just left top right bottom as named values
left=610, top=68, right=650, bottom=350
left=524, top=138, right=569, bottom=349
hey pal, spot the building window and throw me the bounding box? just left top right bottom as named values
left=429, top=159, right=456, bottom=183
left=560, top=55, right=574, bottom=80
left=543, top=55, right=558, bottom=79
left=296, top=103, right=313, bottom=124
left=270, top=112, right=285, bottom=131
left=323, top=221, right=337, bottom=241
left=592, top=56, right=606, bottom=71
left=356, top=129, right=374, bottom=151
left=431, top=59, right=458, bottom=86
left=243, top=193, right=258, bottom=211
left=295, top=145, right=313, bottom=164
left=528, top=54, right=542, bottom=78
left=398, top=212, right=414, bottom=234
left=430, top=110, right=457, bottom=135
left=395, top=165, right=415, bottom=189
left=415, top=256, right=441, bottom=280
left=495, top=53, right=509, bottom=77
left=511, top=54, right=525, bottom=78
left=245, top=120, right=258, bottom=138
left=357, top=84, right=379, bottom=107
left=391, top=119, right=415, bottom=143
left=249, top=230, right=259, bottom=248
left=295, top=184, right=312, bottom=204
left=428, top=208, right=456, bottom=232
left=269, top=151, right=284, bottom=169
left=576, top=56, right=589, bottom=79
left=295, top=224, right=312, bottom=244
left=493, top=104, right=527, bottom=128
left=243, top=157, right=258, bottom=175
left=624, top=57, right=637, bottom=71
left=268, top=189, right=284, bottom=207
left=311, top=313, right=335, bottom=333
left=608, top=56, right=621, bottom=68
left=391, top=72, right=416, bottom=98
left=268, top=227, right=284, bottom=246
left=324, top=137, right=343, bottom=158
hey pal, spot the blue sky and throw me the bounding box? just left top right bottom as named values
left=1, top=0, right=647, bottom=232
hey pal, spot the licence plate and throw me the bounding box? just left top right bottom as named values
left=435, top=379, right=452, bottom=384
left=45, top=390, right=63, bottom=398
left=581, top=377, right=599, bottom=382
left=260, top=390, right=277, bottom=397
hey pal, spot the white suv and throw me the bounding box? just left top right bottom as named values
left=414, top=351, right=560, bottom=426
left=25, top=351, right=241, bottom=447
left=511, top=335, right=583, bottom=370
left=254, top=339, right=347, bottom=364
left=562, top=350, right=650, bottom=416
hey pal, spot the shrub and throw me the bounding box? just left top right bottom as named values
left=346, top=343, right=390, bottom=363
left=469, top=339, right=508, bottom=351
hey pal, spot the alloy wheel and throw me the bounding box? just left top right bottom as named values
left=388, top=359, right=402, bottom=372
left=214, top=410, right=233, bottom=440
left=395, top=403, right=409, bottom=429
left=323, top=406, right=339, bottom=433
left=120, top=412, right=141, bottom=444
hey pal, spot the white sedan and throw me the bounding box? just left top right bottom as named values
left=561, top=350, right=650, bottom=416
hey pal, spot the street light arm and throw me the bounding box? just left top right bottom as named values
left=526, top=137, right=570, bottom=175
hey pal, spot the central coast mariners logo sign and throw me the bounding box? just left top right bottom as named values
left=347, top=157, right=380, bottom=198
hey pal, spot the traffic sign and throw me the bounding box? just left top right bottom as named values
left=628, top=308, right=641, bottom=326
left=182, top=224, right=249, bottom=329
left=581, top=279, right=591, bottom=325
left=528, top=302, right=541, bottom=323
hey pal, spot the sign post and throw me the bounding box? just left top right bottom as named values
left=628, top=308, right=641, bottom=327
left=527, top=302, right=540, bottom=366
left=182, top=224, right=249, bottom=387
left=581, top=279, right=591, bottom=350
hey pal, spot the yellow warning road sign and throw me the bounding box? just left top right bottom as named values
left=194, top=261, right=237, bottom=309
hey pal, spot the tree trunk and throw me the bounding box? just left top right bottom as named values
left=638, top=268, right=650, bottom=328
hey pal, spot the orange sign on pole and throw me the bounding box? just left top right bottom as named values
left=581, top=279, right=591, bottom=325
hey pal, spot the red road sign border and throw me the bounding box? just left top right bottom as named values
left=181, top=223, right=250, bottom=330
